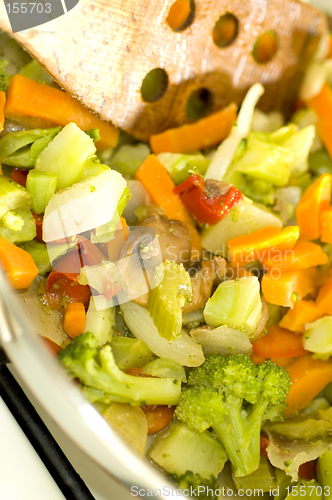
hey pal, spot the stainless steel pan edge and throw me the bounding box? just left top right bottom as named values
left=0, top=271, right=187, bottom=500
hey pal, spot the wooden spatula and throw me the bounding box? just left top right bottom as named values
left=0, top=0, right=328, bottom=140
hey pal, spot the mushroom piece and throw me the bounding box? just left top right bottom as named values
left=138, top=213, right=191, bottom=266
left=183, top=256, right=226, bottom=314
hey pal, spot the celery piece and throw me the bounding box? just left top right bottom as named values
left=283, top=126, right=315, bottom=176
left=303, top=317, right=332, bottom=360
left=182, top=308, right=204, bottom=326
left=91, top=186, right=130, bottom=243
left=0, top=59, right=10, bottom=92
left=111, top=336, right=154, bottom=369
left=148, top=261, right=192, bottom=341
left=285, top=479, right=322, bottom=500
left=84, top=298, right=115, bottom=347
left=26, top=170, right=58, bottom=214
left=233, top=456, right=276, bottom=492
left=0, top=127, right=61, bottom=168
left=80, top=156, right=110, bottom=181
left=231, top=134, right=293, bottom=187
left=23, top=240, right=51, bottom=274
left=309, top=149, right=332, bottom=177
left=242, top=175, right=276, bottom=206
left=35, top=123, right=96, bottom=190
left=1, top=210, right=24, bottom=231
left=148, top=420, right=227, bottom=478
left=110, top=143, right=150, bottom=177
left=201, top=197, right=282, bottom=260
left=204, top=276, right=262, bottom=336
left=157, top=152, right=210, bottom=184
left=85, top=129, right=100, bottom=143
left=273, top=469, right=293, bottom=500
left=0, top=175, right=32, bottom=212
left=268, top=124, right=299, bottom=144
left=267, top=304, right=285, bottom=327
left=317, top=450, right=332, bottom=500
left=140, top=358, right=187, bottom=383
left=0, top=208, right=36, bottom=243
left=20, top=59, right=54, bottom=85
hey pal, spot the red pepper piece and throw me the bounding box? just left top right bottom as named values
left=33, top=213, right=44, bottom=242
left=9, top=168, right=28, bottom=187
left=260, top=435, right=269, bottom=458
left=298, top=461, right=316, bottom=480
left=45, top=270, right=91, bottom=310
left=174, top=174, right=242, bottom=225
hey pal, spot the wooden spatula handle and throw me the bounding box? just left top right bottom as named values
left=0, top=0, right=327, bottom=140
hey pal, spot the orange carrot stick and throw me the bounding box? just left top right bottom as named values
left=279, top=300, right=324, bottom=333
left=320, top=206, right=332, bottom=244
left=307, top=84, right=332, bottom=162
left=316, top=274, right=332, bottom=315
left=284, top=354, right=332, bottom=416
left=5, top=75, right=119, bottom=150
left=0, top=237, right=38, bottom=289
left=136, top=154, right=202, bottom=259
left=261, top=240, right=328, bottom=272
left=295, top=173, right=332, bottom=240
left=261, top=267, right=318, bottom=308
left=329, top=35, right=332, bottom=59
left=0, top=91, right=6, bottom=133
left=252, top=325, right=307, bottom=358
left=142, top=405, right=175, bottom=434
left=63, top=302, right=86, bottom=339
left=150, top=103, right=237, bottom=154
left=228, top=226, right=299, bottom=266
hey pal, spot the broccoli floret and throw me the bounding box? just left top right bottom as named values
left=0, top=60, right=10, bottom=92
left=175, top=354, right=291, bottom=478
left=57, top=332, right=181, bottom=406
left=169, top=471, right=219, bottom=500
left=242, top=175, right=276, bottom=206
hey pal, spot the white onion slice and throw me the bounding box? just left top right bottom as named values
left=120, top=301, right=205, bottom=367
left=300, top=60, right=332, bottom=101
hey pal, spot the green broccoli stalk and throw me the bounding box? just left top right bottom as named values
left=169, top=471, right=219, bottom=500
left=175, top=354, right=291, bottom=477
left=57, top=332, right=181, bottom=406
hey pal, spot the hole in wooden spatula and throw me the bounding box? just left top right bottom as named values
left=166, top=0, right=195, bottom=32
left=140, top=68, right=169, bottom=103
left=186, top=88, right=213, bottom=121
left=253, top=30, right=279, bottom=64
left=212, top=13, right=239, bottom=48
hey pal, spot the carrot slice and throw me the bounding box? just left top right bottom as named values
left=261, top=267, right=318, bottom=308
left=252, top=325, right=306, bottom=358
left=0, top=91, right=6, bottom=132
left=228, top=226, right=299, bottom=266
left=5, top=75, right=119, bottom=150
left=320, top=206, right=332, bottom=244
left=316, top=274, right=332, bottom=315
left=150, top=103, right=237, bottom=154
left=0, top=237, right=38, bottom=289
left=279, top=300, right=324, bottom=333
left=142, top=405, right=175, bottom=434
left=136, top=154, right=202, bottom=259
left=261, top=240, right=328, bottom=272
left=284, top=355, right=332, bottom=416
left=307, top=84, right=332, bottom=160
left=63, top=302, right=86, bottom=339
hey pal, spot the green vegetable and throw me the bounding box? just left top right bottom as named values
left=203, top=276, right=262, bottom=336
left=111, top=336, right=154, bottom=370
left=149, top=420, right=227, bottom=478
left=267, top=304, right=286, bottom=327
left=303, top=317, right=332, bottom=360
left=26, top=170, right=58, bottom=214
left=23, top=239, right=51, bottom=274
left=317, top=450, right=332, bottom=500
left=85, top=129, right=100, bottom=143
left=201, top=197, right=282, bottom=260
left=35, top=123, right=96, bottom=190
left=91, top=186, right=130, bottom=243
left=157, top=152, right=210, bottom=184
left=57, top=332, right=181, bottom=406
left=84, top=298, right=115, bottom=347
left=266, top=407, right=332, bottom=441
left=80, top=156, right=110, bottom=180
left=233, top=456, right=276, bottom=492
left=20, top=60, right=54, bottom=85
left=242, top=175, right=276, bottom=206
left=285, top=479, right=322, bottom=500
left=148, top=261, right=192, bottom=341
left=0, top=176, right=32, bottom=216
left=282, top=126, right=315, bottom=176
left=309, top=149, right=332, bottom=177
left=140, top=358, right=187, bottom=383
left=0, top=59, right=10, bottom=92
left=273, top=469, right=293, bottom=500
left=0, top=127, right=62, bottom=168
left=0, top=208, right=36, bottom=243
left=169, top=471, right=220, bottom=500
left=175, top=353, right=291, bottom=477
left=109, top=143, right=150, bottom=177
